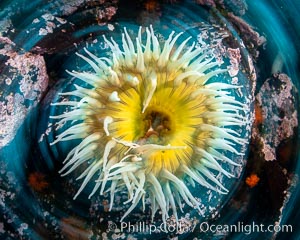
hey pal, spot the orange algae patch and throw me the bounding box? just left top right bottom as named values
left=254, top=102, right=263, bottom=125
left=246, top=174, right=260, bottom=188
left=28, top=172, right=49, bottom=192
left=145, top=0, right=160, bottom=12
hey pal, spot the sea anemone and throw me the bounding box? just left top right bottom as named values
left=50, top=25, right=248, bottom=223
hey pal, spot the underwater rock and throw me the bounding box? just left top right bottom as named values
left=30, top=2, right=118, bottom=55
left=253, top=73, right=298, bottom=162
left=196, top=0, right=265, bottom=59
left=195, top=0, right=218, bottom=8
left=215, top=72, right=298, bottom=239
left=227, top=13, right=266, bottom=58
left=223, top=0, right=248, bottom=16
left=57, top=0, right=118, bottom=16
left=196, top=0, right=248, bottom=16
left=247, top=72, right=298, bottom=221
left=0, top=37, right=49, bottom=148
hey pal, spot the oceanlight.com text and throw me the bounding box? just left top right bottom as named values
left=107, top=221, right=292, bottom=235
left=199, top=221, right=292, bottom=235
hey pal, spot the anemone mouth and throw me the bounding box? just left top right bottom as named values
left=51, top=25, right=248, bottom=223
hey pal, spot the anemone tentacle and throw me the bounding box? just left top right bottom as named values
left=51, top=25, right=248, bottom=223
